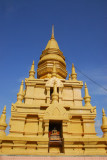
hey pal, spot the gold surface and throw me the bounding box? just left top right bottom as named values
left=37, top=26, right=67, bottom=79
left=0, top=26, right=106, bottom=155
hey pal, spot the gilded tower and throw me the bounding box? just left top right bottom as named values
left=37, top=25, right=67, bottom=79
left=0, top=26, right=107, bottom=155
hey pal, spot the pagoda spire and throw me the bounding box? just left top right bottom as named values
left=71, top=64, right=77, bottom=80
left=29, top=60, right=35, bottom=79
left=51, top=24, right=54, bottom=39
left=0, top=106, right=7, bottom=136
left=101, top=108, right=107, bottom=137
left=84, top=83, right=91, bottom=106
left=52, top=62, right=57, bottom=78
left=52, top=81, right=58, bottom=104
left=17, top=80, right=24, bottom=103
left=38, top=26, right=67, bottom=79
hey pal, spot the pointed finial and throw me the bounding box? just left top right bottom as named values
left=18, top=80, right=24, bottom=94
left=102, top=108, right=106, bottom=116
left=84, top=83, right=90, bottom=97
left=52, top=62, right=57, bottom=77
left=71, top=63, right=77, bottom=80
left=52, top=80, right=58, bottom=104
left=69, top=74, right=71, bottom=80
left=84, top=82, right=91, bottom=106
left=31, top=60, right=34, bottom=71
left=0, top=106, right=7, bottom=136
left=23, top=90, right=26, bottom=96
left=53, top=81, right=57, bottom=93
left=47, top=73, right=51, bottom=79
left=101, top=108, right=107, bottom=137
left=17, top=80, right=24, bottom=103
left=29, top=60, right=35, bottom=79
left=2, top=106, right=6, bottom=114
left=51, top=24, right=54, bottom=39
left=72, top=64, right=75, bottom=72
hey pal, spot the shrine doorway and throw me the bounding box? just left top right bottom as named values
left=49, top=120, right=64, bottom=153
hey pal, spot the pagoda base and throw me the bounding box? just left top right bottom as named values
left=0, top=136, right=107, bottom=155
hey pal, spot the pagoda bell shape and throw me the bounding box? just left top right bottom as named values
left=101, top=108, right=107, bottom=137
left=84, top=83, right=91, bottom=107
left=29, top=60, right=35, bottom=79
left=0, top=106, right=7, bottom=136
left=71, top=64, right=77, bottom=80
left=17, top=80, right=24, bottom=104
left=37, top=25, right=67, bottom=79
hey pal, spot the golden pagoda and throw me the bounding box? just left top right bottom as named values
left=0, top=26, right=107, bottom=155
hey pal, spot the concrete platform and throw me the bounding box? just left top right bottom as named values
left=0, top=156, right=107, bottom=160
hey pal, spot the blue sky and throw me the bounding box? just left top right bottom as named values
left=0, top=0, right=107, bottom=136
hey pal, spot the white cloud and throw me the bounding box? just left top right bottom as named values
left=75, top=65, right=107, bottom=96
left=89, top=85, right=107, bottom=96
left=95, top=119, right=101, bottom=127
left=95, top=119, right=103, bottom=137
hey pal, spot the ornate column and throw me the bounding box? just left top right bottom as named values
left=38, top=115, right=43, bottom=136
left=44, top=120, right=49, bottom=137
left=35, top=118, right=39, bottom=136
left=46, top=87, right=50, bottom=104
left=62, top=120, right=68, bottom=138
left=67, top=116, right=72, bottom=136
left=59, top=87, right=63, bottom=103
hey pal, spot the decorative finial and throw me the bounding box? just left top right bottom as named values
left=0, top=106, right=7, bottom=136
left=2, top=105, right=6, bottom=114
left=29, top=60, right=35, bottom=79
left=17, top=80, right=24, bottom=104
left=51, top=24, right=54, bottom=39
left=31, top=60, right=34, bottom=71
left=71, top=63, right=77, bottom=80
left=84, top=83, right=90, bottom=97
left=18, top=80, right=24, bottom=94
left=69, top=74, right=71, bottom=80
left=47, top=73, right=51, bottom=79
left=52, top=81, right=58, bottom=104
left=102, top=108, right=106, bottom=116
left=101, top=108, right=107, bottom=137
left=84, top=82, right=91, bottom=106
left=52, top=62, right=57, bottom=77
left=23, top=89, right=26, bottom=96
